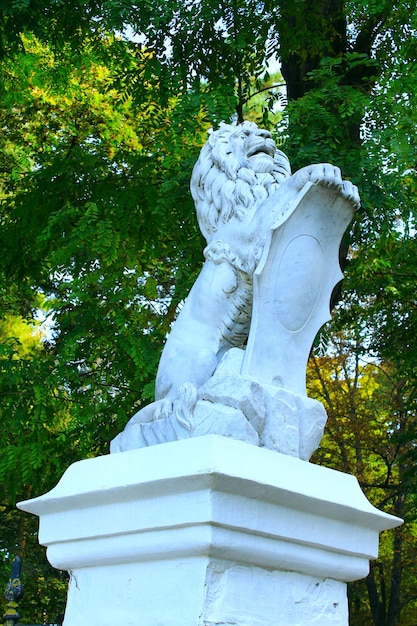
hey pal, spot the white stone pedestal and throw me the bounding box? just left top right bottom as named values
left=18, top=436, right=401, bottom=626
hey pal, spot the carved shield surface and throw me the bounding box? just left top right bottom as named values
left=242, top=182, right=355, bottom=395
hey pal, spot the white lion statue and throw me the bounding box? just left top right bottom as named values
left=111, top=121, right=359, bottom=452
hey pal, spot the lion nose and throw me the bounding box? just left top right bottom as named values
left=256, top=129, right=272, bottom=139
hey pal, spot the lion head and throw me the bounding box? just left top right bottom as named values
left=190, top=122, right=291, bottom=244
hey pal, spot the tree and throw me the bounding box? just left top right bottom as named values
left=0, top=30, right=209, bottom=444
left=0, top=31, right=210, bottom=621
left=309, top=332, right=417, bottom=626
left=0, top=306, right=71, bottom=622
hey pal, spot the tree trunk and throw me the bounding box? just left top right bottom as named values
left=279, top=0, right=347, bottom=101
left=386, top=524, right=403, bottom=626
left=366, top=562, right=387, bottom=626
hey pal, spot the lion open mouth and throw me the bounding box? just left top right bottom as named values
left=247, top=141, right=275, bottom=160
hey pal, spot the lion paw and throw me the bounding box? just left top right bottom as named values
left=153, top=382, right=198, bottom=431
left=293, top=163, right=341, bottom=188
left=153, top=398, right=174, bottom=421
left=294, top=164, right=360, bottom=209
left=340, top=179, right=361, bottom=210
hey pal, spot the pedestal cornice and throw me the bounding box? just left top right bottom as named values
left=19, top=435, right=401, bottom=582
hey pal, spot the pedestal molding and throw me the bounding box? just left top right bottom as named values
left=19, top=436, right=401, bottom=582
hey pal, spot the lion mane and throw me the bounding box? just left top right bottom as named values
left=190, top=121, right=291, bottom=248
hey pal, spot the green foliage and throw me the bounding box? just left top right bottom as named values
left=0, top=33, right=208, bottom=456
left=309, top=333, right=417, bottom=625
left=0, top=510, right=67, bottom=623
left=103, top=0, right=275, bottom=119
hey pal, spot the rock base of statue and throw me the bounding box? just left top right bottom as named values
left=18, top=436, right=401, bottom=626
left=111, top=348, right=328, bottom=460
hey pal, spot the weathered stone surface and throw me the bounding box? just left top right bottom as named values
left=203, top=562, right=348, bottom=626
left=297, top=394, right=329, bottom=460
left=199, top=365, right=327, bottom=459
left=193, top=400, right=259, bottom=443
left=200, top=375, right=266, bottom=434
